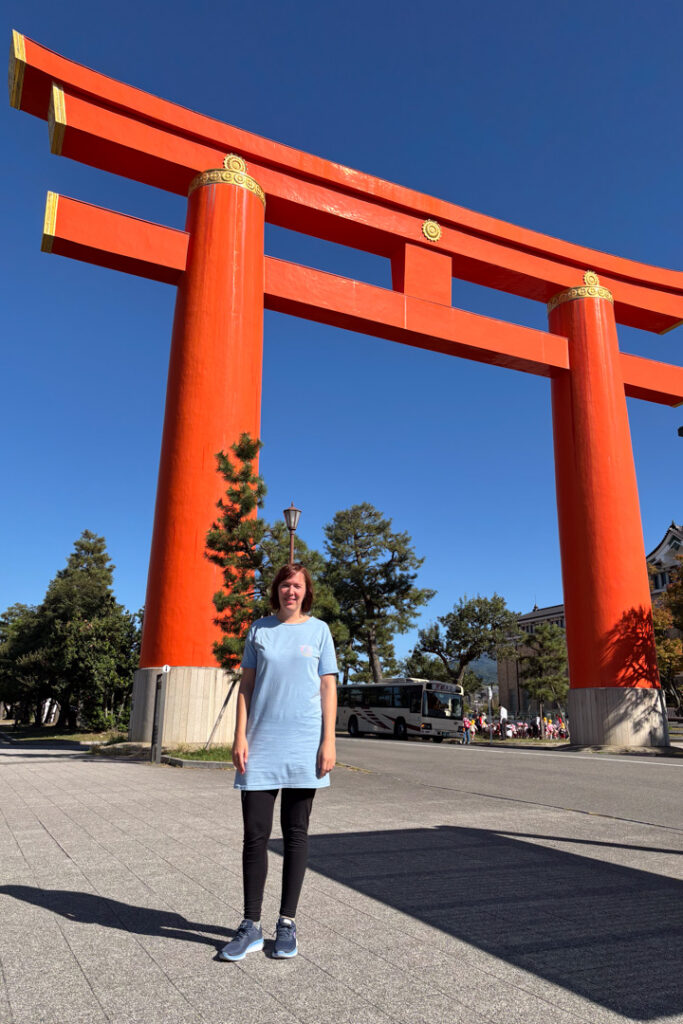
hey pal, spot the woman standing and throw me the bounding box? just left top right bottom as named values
left=219, top=563, right=338, bottom=961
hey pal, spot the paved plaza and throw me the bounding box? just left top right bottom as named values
left=0, top=733, right=681, bottom=1024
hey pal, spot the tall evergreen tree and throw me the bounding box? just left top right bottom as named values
left=41, top=531, right=139, bottom=729
left=206, top=434, right=267, bottom=670
left=518, top=622, right=569, bottom=718
left=323, top=503, right=434, bottom=683
left=417, top=594, right=521, bottom=686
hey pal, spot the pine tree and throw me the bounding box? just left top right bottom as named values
left=323, top=503, right=434, bottom=683
left=518, top=622, right=569, bottom=718
left=42, top=531, right=140, bottom=730
left=417, top=594, right=521, bottom=686
left=206, top=434, right=267, bottom=670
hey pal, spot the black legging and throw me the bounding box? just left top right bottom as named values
left=241, top=788, right=315, bottom=920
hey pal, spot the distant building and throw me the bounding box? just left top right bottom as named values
left=647, top=521, right=683, bottom=598
left=498, top=521, right=681, bottom=715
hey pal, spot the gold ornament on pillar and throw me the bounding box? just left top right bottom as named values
left=187, top=154, right=266, bottom=206
left=547, top=270, right=614, bottom=314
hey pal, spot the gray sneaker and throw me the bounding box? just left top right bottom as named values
left=218, top=919, right=264, bottom=961
left=272, top=916, right=297, bottom=958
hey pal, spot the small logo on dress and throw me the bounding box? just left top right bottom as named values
left=300, top=645, right=313, bottom=657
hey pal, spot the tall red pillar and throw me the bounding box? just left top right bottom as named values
left=130, top=156, right=265, bottom=742
left=549, top=272, right=668, bottom=746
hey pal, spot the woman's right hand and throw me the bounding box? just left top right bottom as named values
left=233, top=735, right=248, bottom=774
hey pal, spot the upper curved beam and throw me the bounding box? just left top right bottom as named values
left=8, top=30, right=683, bottom=334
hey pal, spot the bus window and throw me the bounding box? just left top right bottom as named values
left=375, top=686, right=393, bottom=708
left=348, top=688, right=363, bottom=707
left=408, top=686, right=422, bottom=714
left=422, top=690, right=454, bottom=718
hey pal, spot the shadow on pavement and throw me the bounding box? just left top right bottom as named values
left=0, top=887, right=232, bottom=948
left=273, top=825, right=682, bottom=1020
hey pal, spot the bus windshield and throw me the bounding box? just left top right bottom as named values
left=422, top=690, right=463, bottom=719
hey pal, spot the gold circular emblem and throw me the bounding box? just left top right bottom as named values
left=583, top=270, right=600, bottom=287
left=422, top=219, right=442, bottom=242
left=223, top=153, right=247, bottom=173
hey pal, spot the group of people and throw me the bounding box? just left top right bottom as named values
left=461, top=712, right=568, bottom=743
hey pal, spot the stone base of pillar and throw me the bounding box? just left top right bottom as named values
left=568, top=687, right=670, bottom=747
left=129, top=666, right=238, bottom=747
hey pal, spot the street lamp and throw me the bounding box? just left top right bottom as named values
left=283, top=502, right=301, bottom=564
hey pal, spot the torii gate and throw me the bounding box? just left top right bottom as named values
left=10, top=31, right=683, bottom=747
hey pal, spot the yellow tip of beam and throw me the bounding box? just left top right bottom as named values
left=48, top=84, right=66, bottom=155
left=659, top=319, right=682, bottom=335
left=8, top=30, right=26, bottom=109
left=41, top=191, right=59, bottom=253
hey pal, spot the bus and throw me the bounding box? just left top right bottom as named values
left=336, top=677, right=464, bottom=742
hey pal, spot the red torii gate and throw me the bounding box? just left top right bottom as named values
left=10, top=31, right=683, bottom=747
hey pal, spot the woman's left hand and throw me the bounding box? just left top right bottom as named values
left=317, top=738, right=336, bottom=777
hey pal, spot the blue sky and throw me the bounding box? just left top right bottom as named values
left=2, top=0, right=682, bottom=659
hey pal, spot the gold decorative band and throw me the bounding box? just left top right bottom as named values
left=41, top=191, right=59, bottom=253
left=188, top=155, right=265, bottom=207
left=547, top=270, right=613, bottom=314
left=48, top=84, right=66, bottom=156
left=422, top=219, right=442, bottom=242
left=8, top=30, right=26, bottom=109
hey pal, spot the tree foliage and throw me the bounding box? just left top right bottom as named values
left=417, top=594, right=520, bottom=686
left=0, top=532, right=140, bottom=730
left=323, top=503, right=434, bottom=683
left=518, top=622, right=569, bottom=713
left=397, top=648, right=450, bottom=682
left=653, top=602, right=683, bottom=711
left=206, top=434, right=267, bottom=670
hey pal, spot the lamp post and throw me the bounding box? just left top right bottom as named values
left=283, top=502, right=301, bottom=564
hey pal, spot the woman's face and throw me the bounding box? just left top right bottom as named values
left=278, top=571, right=307, bottom=615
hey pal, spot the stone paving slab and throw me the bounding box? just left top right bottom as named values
left=0, top=739, right=682, bottom=1024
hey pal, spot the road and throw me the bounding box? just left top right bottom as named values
left=0, top=735, right=681, bottom=1024
left=335, top=735, right=683, bottom=831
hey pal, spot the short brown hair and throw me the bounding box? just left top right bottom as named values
left=270, top=563, right=314, bottom=613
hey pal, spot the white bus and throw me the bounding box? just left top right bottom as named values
left=336, top=677, right=464, bottom=742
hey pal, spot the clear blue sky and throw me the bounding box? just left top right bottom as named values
left=2, top=0, right=682, bottom=659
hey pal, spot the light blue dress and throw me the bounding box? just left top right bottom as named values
left=234, top=615, right=338, bottom=791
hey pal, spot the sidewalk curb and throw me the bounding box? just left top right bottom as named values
left=161, top=755, right=234, bottom=769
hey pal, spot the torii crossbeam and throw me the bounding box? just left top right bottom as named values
left=10, top=31, right=683, bottom=747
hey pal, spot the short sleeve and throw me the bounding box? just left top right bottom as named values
left=241, top=625, right=257, bottom=670
left=318, top=624, right=338, bottom=677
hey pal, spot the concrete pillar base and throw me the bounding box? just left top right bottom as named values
left=568, top=687, right=670, bottom=747
left=129, top=666, right=238, bottom=747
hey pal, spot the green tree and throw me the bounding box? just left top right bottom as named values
left=417, top=594, right=521, bottom=686
left=0, top=604, right=48, bottom=725
left=653, top=602, right=683, bottom=711
left=397, top=647, right=450, bottom=682
left=41, top=531, right=140, bottom=730
left=518, top=622, right=569, bottom=721
left=323, top=503, right=435, bottom=683
left=206, top=434, right=267, bottom=670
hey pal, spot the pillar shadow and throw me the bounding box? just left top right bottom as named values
left=0, top=887, right=232, bottom=947
left=601, top=606, right=659, bottom=688
left=270, top=825, right=683, bottom=1020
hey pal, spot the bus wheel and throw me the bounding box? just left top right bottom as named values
left=348, top=716, right=360, bottom=737
left=432, top=736, right=444, bottom=743
left=393, top=719, right=407, bottom=741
